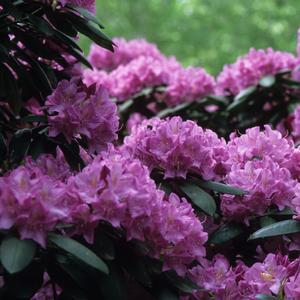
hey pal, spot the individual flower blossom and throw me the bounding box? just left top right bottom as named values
left=88, top=38, right=163, bottom=71
left=45, top=78, right=119, bottom=153
left=238, top=253, right=298, bottom=299
left=126, top=112, right=146, bottom=133
left=0, top=166, right=69, bottom=247
left=187, top=255, right=244, bottom=300
left=216, top=48, right=297, bottom=96
left=122, top=117, right=228, bottom=180
left=24, top=148, right=72, bottom=182
left=67, top=149, right=207, bottom=275
left=165, top=66, right=215, bottom=107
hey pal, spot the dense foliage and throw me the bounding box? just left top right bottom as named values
left=2, top=1, right=300, bottom=300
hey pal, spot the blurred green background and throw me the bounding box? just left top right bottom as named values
left=79, top=0, right=300, bottom=75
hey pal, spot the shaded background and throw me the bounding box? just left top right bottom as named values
left=79, top=0, right=300, bottom=74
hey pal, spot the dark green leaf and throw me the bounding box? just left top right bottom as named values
left=157, top=102, right=192, bottom=118
left=0, top=236, right=36, bottom=274
left=59, top=142, right=85, bottom=171
left=70, top=17, right=113, bottom=51
left=259, top=216, right=276, bottom=228
left=3, top=261, right=44, bottom=298
left=234, top=85, right=256, bottom=102
left=180, top=183, right=216, bottom=216
left=29, top=15, right=55, bottom=36
left=165, top=271, right=199, bottom=293
left=46, top=9, right=78, bottom=37
left=48, top=233, right=109, bottom=274
left=208, top=223, right=243, bottom=244
left=9, top=128, right=32, bottom=163
left=0, top=63, right=21, bottom=113
left=0, top=133, right=7, bottom=161
left=92, top=231, right=115, bottom=261
left=22, top=115, right=47, bottom=123
left=119, top=249, right=152, bottom=288
left=249, top=220, right=300, bottom=240
left=265, top=207, right=294, bottom=216
left=158, top=288, right=178, bottom=300
left=67, top=5, right=105, bottom=28
left=100, top=262, right=127, bottom=300
left=255, top=294, right=279, bottom=300
left=259, top=75, right=276, bottom=87
left=198, top=179, right=246, bottom=195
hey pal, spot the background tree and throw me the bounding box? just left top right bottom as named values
left=80, top=0, right=300, bottom=74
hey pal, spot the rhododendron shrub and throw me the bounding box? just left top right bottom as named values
left=3, top=1, right=300, bottom=299
left=85, top=38, right=216, bottom=134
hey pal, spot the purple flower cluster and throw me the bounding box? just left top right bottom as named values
left=222, top=126, right=300, bottom=221
left=0, top=166, right=69, bottom=247
left=165, top=66, right=215, bottom=107
left=88, top=38, right=163, bottom=71
left=216, top=48, right=297, bottom=95
left=186, top=253, right=300, bottom=300
left=45, top=78, right=119, bottom=153
left=107, top=56, right=172, bottom=101
left=0, top=150, right=207, bottom=276
left=123, top=117, right=228, bottom=180
left=85, top=38, right=215, bottom=107
left=68, top=150, right=207, bottom=275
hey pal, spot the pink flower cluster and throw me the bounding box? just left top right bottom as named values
left=216, top=48, right=297, bottom=95
left=186, top=253, right=300, bottom=300
left=68, top=150, right=207, bottom=275
left=45, top=78, right=119, bottom=153
left=88, top=38, right=163, bottom=71
left=222, top=126, right=300, bottom=221
left=0, top=166, right=68, bottom=247
left=122, top=117, right=228, bottom=180
left=107, top=56, right=172, bottom=101
left=85, top=38, right=215, bottom=107
left=0, top=150, right=207, bottom=276
left=124, top=119, right=300, bottom=221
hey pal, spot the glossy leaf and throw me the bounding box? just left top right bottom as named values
left=180, top=183, right=216, bottom=216
left=48, top=233, right=109, bottom=274
left=259, top=75, right=276, bottom=87
left=198, top=180, right=246, bottom=195
left=0, top=236, right=36, bottom=274
left=165, top=271, right=199, bottom=293
left=100, top=262, right=127, bottom=300
left=249, top=220, right=300, bottom=240
left=208, top=223, right=243, bottom=244
left=255, top=294, right=279, bottom=300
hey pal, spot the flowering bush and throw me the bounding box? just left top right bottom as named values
left=2, top=2, right=300, bottom=299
